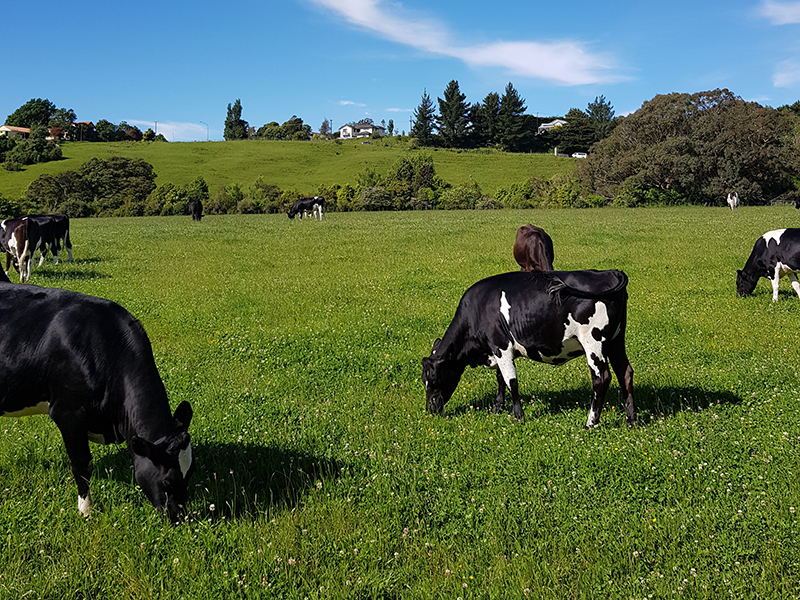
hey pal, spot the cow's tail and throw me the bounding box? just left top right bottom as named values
left=547, top=270, right=628, bottom=302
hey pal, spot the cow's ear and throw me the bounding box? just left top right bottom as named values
left=431, top=338, right=442, bottom=355
left=173, top=401, right=193, bottom=432
left=130, top=435, right=155, bottom=458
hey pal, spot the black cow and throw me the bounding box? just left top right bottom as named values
left=513, top=224, right=555, bottom=271
left=737, top=228, right=800, bottom=301
left=422, top=270, right=635, bottom=427
left=0, top=217, right=42, bottom=282
left=189, top=199, right=203, bottom=221
left=28, top=214, right=73, bottom=266
left=0, top=283, right=195, bottom=522
left=288, top=196, right=324, bottom=220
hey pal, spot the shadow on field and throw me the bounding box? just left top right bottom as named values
left=34, top=258, right=108, bottom=281
left=94, top=441, right=345, bottom=520
left=452, top=384, right=742, bottom=424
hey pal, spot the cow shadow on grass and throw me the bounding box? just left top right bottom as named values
left=451, top=384, right=742, bottom=424
left=34, top=258, right=108, bottom=281
left=94, top=442, right=345, bottom=521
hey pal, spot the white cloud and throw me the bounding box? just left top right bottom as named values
left=774, top=60, right=800, bottom=87
left=759, top=0, right=800, bottom=24
left=386, top=107, right=411, bottom=113
left=307, top=0, right=621, bottom=85
left=339, top=100, right=366, bottom=106
left=129, top=120, right=210, bottom=142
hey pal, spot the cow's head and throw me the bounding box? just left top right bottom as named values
left=421, top=339, right=461, bottom=414
left=130, top=401, right=194, bottom=523
left=736, top=269, right=758, bottom=297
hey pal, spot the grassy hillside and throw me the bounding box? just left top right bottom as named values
left=1, top=208, right=799, bottom=598
left=0, top=139, right=574, bottom=200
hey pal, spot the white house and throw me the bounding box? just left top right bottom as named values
left=339, top=122, right=387, bottom=139
left=0, top=125, right=30, bottom=139
left=537, top=119, right=568, bottom=135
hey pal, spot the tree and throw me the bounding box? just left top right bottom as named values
left=578, top=89, right=800, bottom=205
left=475, top=92, right=501, bottom=147
left=387, top=119, right=394, bottom=136
left=95, top=120, right=118, bottom=142
left=552, top=108, right=596, bottom=155
left=498, top=83, right=527, bottom=152
left=411, top=90, right=437, bottom=146
left=48, top=108, right=77, bottom=139
left=5, top=98, right=57, bottom=127
left=224, top=99, right=249, bottom=141
left=586, top=95, right=616, bottom=140
left=117, top=122, right=143, bottom=141
left=436, top=80, right=470, bottom=148
left=319, top=118, right=332, bottom=137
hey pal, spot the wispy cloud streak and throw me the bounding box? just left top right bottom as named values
left=308, top=0, right=621, bottom=85
left=759, top=0, right=800, bottom=24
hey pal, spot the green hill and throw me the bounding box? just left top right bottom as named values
left=0, top=139, right=575, bottom=200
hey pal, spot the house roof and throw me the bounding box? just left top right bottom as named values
left=0, top=125, right=31, bottom=133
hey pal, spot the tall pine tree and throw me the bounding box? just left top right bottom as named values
left=436, top=80, right=470, bottom=148
left=411, top=90, right=436, bottom=147
left=475, top=92, right=501, bottom=147
left=224, top=99, right=249, bottom=141
left=498, top=83, right=527, bottom=152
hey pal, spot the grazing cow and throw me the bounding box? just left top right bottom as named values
left=28, top=214, right=73, bottom=266
left=513, top=224, right=555, bottom=271
left=422, top=270, right=635, bottom=427
left=727, top=192, right=739, bottom=210
left=0, top=217, right=42, bottom=281
left=737, top=228, right=800, bottom=301
left=0, top=283, right=195, bottom=522
left=189, top=199, right=203, bottom=221
left=288, top=196, right=324, bottom=220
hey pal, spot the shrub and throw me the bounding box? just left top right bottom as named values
left=356, top=187, right=393, bottom=211
left=439, top=180, right=483, bottom=210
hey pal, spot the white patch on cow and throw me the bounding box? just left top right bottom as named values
left=487, top=342, right=518, bottom=388
left=586, top=407, right=600, bottom=428
left=78, top=494, right=91, bottom=517
left=763, top=229, right=786, bottom=245
left=179, top=443, right=193, bottom=479
left=2, top=401, right=50, bottom=418
left=500, top=291, right=511, bottom=324
left=771, top=261, right=800, bottom=301
left=87, top=431, right=106, bottom=444
left=541, top=302, right=610, bottom=377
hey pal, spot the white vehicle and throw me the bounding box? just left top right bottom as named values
left=571, top=152, right=588, bottom=159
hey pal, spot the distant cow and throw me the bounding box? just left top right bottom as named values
left=737, top=228, right=800, bottom=301
left=288, top=196, right=324, bottom=220
left=422, top=270, right=635, bottom=427
left=513, top=224, right=555, bottom=271
left=28, top=214, right=73, bottom=266
left=727, top=192, right=739, bottom=210
left=189, top=199, right=203, bottom=221
left=0, top=217, right=42, bottom=281
left=0, top=282, right=195, bottom=522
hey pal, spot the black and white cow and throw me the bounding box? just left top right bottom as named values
left=513, top=224, right=555, bottom=271
left=288, top=196, right=324, bottom=220
left=189, top=199, right=203, bottom=221
left=28, top=214, right=73, bottom=266
left=0, top=282, right=195, bottom=522
left=422, top=270, right=636, bottom=427
left=737, top=228, right=800, bottom=301
left=0, top=216, right=42, bottom=281
left=727, top=192, right=739, bottom=210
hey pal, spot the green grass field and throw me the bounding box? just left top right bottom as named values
left=0, top=140, right=574, bottom=201
left=1, top=207, right=799, bottom=599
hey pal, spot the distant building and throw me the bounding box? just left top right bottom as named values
left=339, top=122, right=387, bottom=139
left=0, top=125, right=30, bottom=139
left=537, top=119, right=568, bottom=135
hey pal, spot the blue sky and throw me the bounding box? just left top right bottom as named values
left=4, top=0, right=800, bottom=141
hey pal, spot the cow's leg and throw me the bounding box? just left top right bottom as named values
left=495, top=344, right=523, bottom=419
left=54, top=422, right=93, bottom=516
left=38, top=244, right=49, bottom=267
left=771, top=275, right=781, bottom=302
left=585, top=353, right=611, bottom=428
left=789, top=273, right=800, bottom=299
left=64, top=232, right=73, bottom=262
left=494, top=370, right=506, bottom=413
left=608, top=341, right=636, bottom=427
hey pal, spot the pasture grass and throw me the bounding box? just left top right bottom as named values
left=1, top=207, right=800, bottom=598
left=0, top=140, right=573, bottom=200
